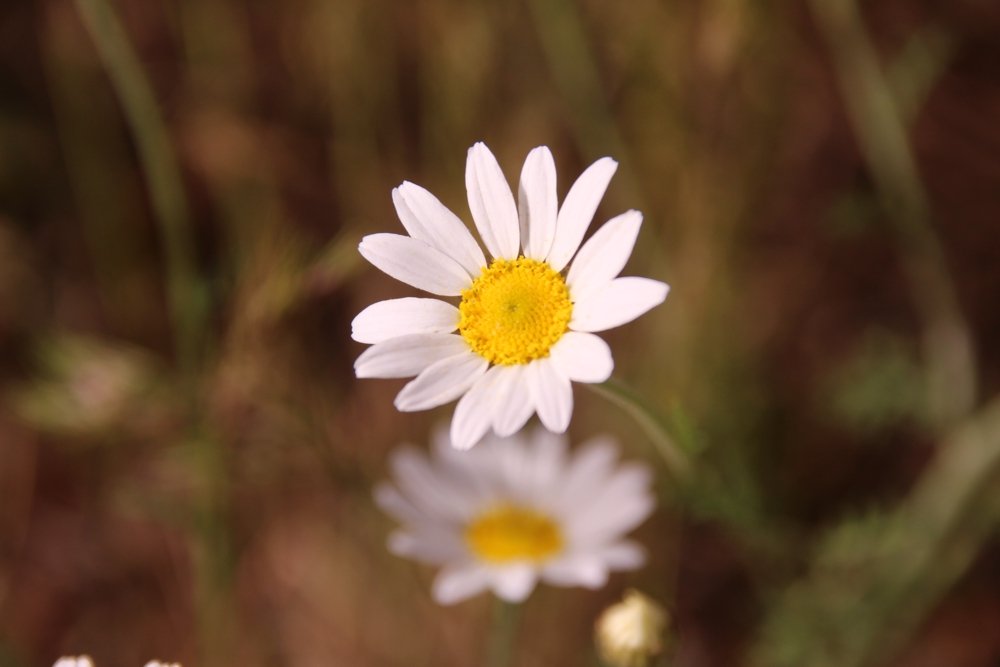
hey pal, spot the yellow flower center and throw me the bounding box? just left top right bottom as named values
left=464, top=505, right=564, bottom=563
left=458, top=257, right=572, bottom=366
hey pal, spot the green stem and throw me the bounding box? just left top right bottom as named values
left=75, top=0, right=204, bottom=379
left=486, top=599, right=521, bottom=667
left=587, top=380, right=692, bottom=481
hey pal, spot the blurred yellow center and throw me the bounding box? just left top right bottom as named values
left=464, top=505, right=563, bottom=563
left=459, top=257, right=572, bottom=365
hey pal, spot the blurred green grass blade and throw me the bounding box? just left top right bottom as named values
left=808, top=0, right=975, bottom=427
left=75, top=0, right=204, bottom=376
left=888, top=27, right=954, bottom=126
left=755, top=395, right=1000, bottom=667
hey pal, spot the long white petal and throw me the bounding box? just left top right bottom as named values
left=390, top=446, right=474, bottom=521
left=489, top=564, right=538, bottom=602
left=491, top=365, right=535, bottom=438
left=601, top=540, right=647, bottom=570
left=373, top=483, right=427, bottom=524
left=433, top=564, right=490, bottom=605
left=570, top=277, right=669, bottom=332
left=359, top=233, right=471, bottom=296
left=550, top=437, right=619, bottom=513
left=566, top=210, right=643, bottom=302
left=518, top=146, right=558, bottom=260
left=354, top=334, right=469, bottom=379
left=387, top=530, right=464, bottom=565
left=546, top=157, right=618, bottom=271
left=394, top=352, right=488, bottom=411
left=526, top=358, right=573, bottom=433
left=392, top=181, right=487, bottom=276
left=465, top=142, right=520, bottom=259
left=541, top=555, right=608, bottom=588
left=548, top=332, right=613, bottom=383
left=351, top=298, right=459, bottom=344
left=450, top=366, right=507, bottom=450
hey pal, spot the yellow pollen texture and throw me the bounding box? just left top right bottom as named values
left=458, top=257, right=572, bottom=365
left=464, top=505, right=564, bottom=563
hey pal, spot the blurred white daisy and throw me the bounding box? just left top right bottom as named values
left=353, top=142, right=669, bottom=449
left=53, top=658, right=93, bottom=667
left=376, top=427, right=655, bottom=604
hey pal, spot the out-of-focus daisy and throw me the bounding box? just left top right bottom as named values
left=375, top=427, right=655, bottom=604
left=51, top=658, right=180, bottom=667
left=53, top=658, right=93, bottom=667
left=353, top=142, right=669, bottom=449
left=595, top=589, right=669, bottom=667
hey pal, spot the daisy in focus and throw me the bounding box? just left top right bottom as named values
left=375, top=427, right=655, bottom=604
left=353, top=142, right=669, bottom=449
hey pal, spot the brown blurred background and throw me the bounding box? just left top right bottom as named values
left=1, top=0, right=999, bottom=665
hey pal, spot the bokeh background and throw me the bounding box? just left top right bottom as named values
left=1, top=0, right=999, bottom=665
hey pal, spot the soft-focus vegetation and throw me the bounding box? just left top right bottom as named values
left=1, top=0, right=999, bottom=665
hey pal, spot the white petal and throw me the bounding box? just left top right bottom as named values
left=450, top=365, right=507, bottom=450
left=568, top=465, right=655, bottom=543
left=392, top=181, right=487, bottom=276
left=522, top=429, right=569, bottom=505
left=489, top=564, right=538, bottom=602
left=546, top=157, right=618, bottom=271
left=465, top=142, right=520, bottom=259
left=352, top=298, right=459, bottom=344
left=359, top=233, right=471, bottom=296
left=570, top=277, right=669, bottom=332
left=566, top=210, right=643, bottom=301
left=541, top=555, right=608, bottom=588
left=491, top=365, right=534, bottom=437
left=394, top=352, right=488, bottom=411
left=601, top=540, right=647, bottom=570
left=550, top=437, right=620, bottom=513
left=354, top=334, right=469, bottom=379
left=373, top=482, right=427, bottom=524
left=526, top=358, right=573, bottom=433
left=433, top=564, right=490, bottom=605
left=518, top=146, right=558, bottom=260
left=549, top=332, right=613, bottom=383
left=387, top=530, right=464, bottom=565
left=389, top=446, right=474, bottom=521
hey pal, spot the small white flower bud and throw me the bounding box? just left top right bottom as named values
left=595, top=589, right=669, bottom=667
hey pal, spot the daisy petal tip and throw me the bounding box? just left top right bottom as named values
left=448, top=425, right=479, bottom=451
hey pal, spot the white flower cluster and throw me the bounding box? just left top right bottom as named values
left=358, top=143, right=669, bottom=606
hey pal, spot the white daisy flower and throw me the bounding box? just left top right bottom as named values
left=353, top=142, right=670, bottom=450
left=375, top=427, right=655, bottom=605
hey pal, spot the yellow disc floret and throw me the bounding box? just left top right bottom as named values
left=465, top=504, right=564, bottom=563
left=459, top=257, right=572, bottom=365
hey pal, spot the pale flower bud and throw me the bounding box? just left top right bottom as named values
left=595, top=589, right=669, bottom=667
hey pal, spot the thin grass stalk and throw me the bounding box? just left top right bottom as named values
left=75, top=0, right=204, bottom=379
left=808, top=0, right=976, bottom=427
left=588, top=379, right=692, bottom=481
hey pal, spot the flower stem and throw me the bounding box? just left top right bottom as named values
left=486, top=599, right=521, bottom=667
left=587, top=379, right=692, bottom=481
